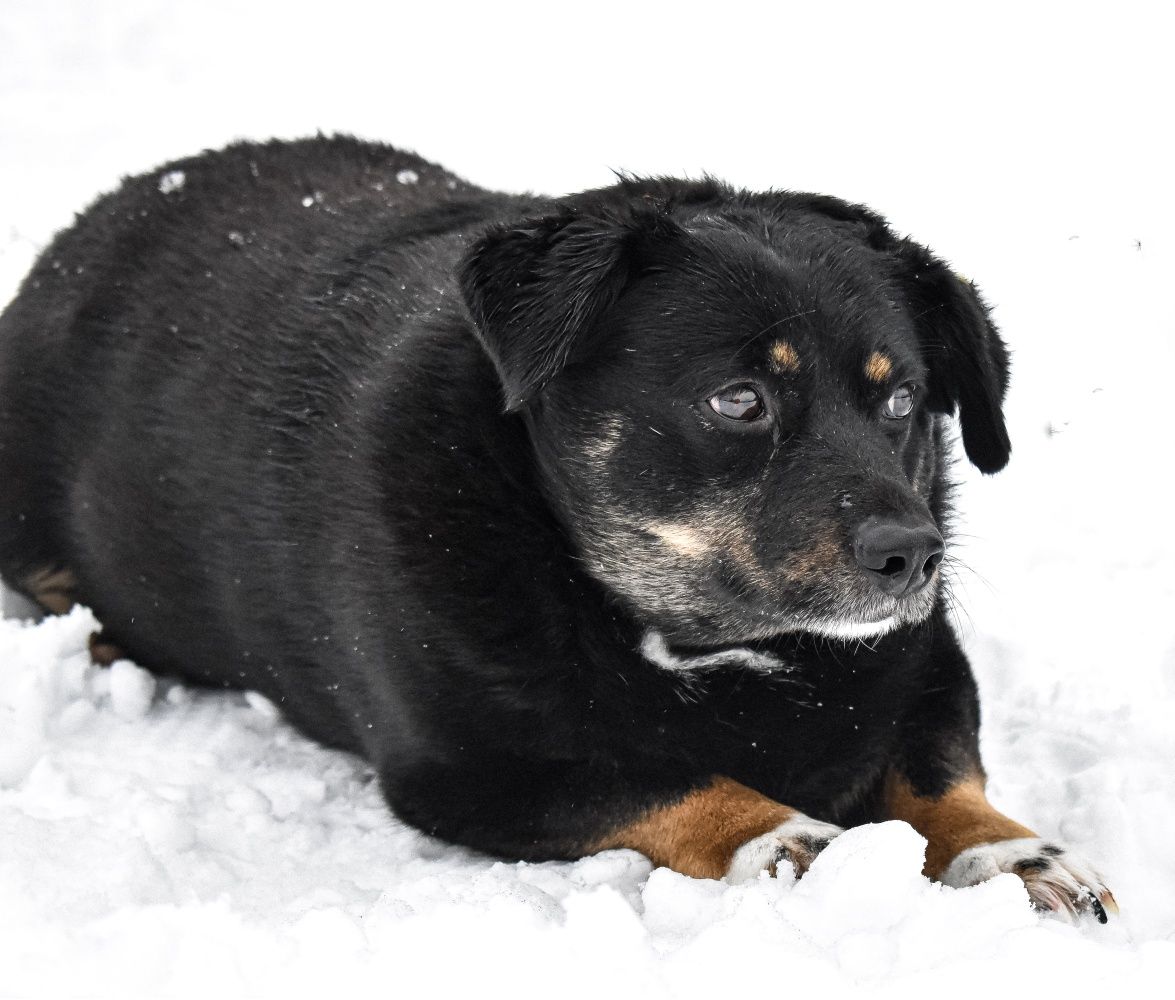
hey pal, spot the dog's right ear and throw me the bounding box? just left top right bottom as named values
left=459, top=208, right=675, bottom=411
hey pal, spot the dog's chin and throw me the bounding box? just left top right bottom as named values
left=648, top=605, right=923, bottom=654
left=654, top=577, right=939, bottom=649
left=630, top=561, right=944, bottom=654
left=640, top=585, right=939, bottom=675
left=639, top=607, right=914, bottom=677
left=794, top=581, right=939, bottom=642
left=803, top=616, right=901, bottom=641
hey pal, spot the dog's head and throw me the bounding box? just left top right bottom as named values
left=460, top=180, right=1009, bottom=646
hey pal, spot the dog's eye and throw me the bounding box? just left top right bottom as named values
left=708, top=386, right=764, bottom=421
left=882, top=383, right=916, bottom=419
left=882, top=383, right=915, bottom=419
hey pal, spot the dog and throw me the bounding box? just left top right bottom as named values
left=0, top=135, right=1115, bottom=920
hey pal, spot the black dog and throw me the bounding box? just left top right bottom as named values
left=0, top=136, right=1114, bottom=919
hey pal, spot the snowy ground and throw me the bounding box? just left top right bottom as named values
left=2, top=2, right=1174, bottom=996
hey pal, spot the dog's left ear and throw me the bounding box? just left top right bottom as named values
left=459, top=208, right=671, bottom=411
left=893, top=241, right=1012, bottom=474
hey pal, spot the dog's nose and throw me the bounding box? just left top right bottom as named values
left=852, top=517, right=944, bottom=597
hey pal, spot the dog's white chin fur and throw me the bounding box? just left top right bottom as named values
left=804, top=616, right=899, bottom=641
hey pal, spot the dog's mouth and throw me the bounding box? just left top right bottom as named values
left=670, top=557, right=941, bottom=649
left=783, top=562, right=942, bottom=640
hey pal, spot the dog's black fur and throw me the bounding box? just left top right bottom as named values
left=0, top=136, right=1011, bottom=863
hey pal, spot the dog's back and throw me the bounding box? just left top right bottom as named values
left=0, top=137, right=517, bottom=746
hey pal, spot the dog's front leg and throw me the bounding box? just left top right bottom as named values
left=387, top=758, right=841, bottom=883
left=884, top=624, right=1117, bottom=921
left=591, top=776, right=844, bottom=882
left=884, top=769, right=1117, bottom=921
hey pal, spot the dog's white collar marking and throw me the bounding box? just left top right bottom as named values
left=639, top=629, right=787, bottom=675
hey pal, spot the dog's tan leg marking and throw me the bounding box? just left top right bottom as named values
left=769, top=339, right=800, bottom=374
left=864, top=351, right=893, bottom=383
left=884, top=771, right=1035, bottom=878
left=590, top=777, right=841, bottom=881
left=21, top=566, right=78, bottom=615
left=885, top=770, right=1118, bottom=920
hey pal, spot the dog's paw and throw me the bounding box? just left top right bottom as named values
left=942, top=837, right=1118, bottom=923
left=726, top=814, right=844, bottom=883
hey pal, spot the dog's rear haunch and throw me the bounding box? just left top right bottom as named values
left=0, top=137, right=1115, bottom=922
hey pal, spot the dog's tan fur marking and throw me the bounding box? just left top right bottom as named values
left=643, top=513, right=771, bottom=589
left=590, top=776, right=798, bottom=880
left=721, top=523, right=773, bottom=590
left=885, top=771, right=1037, bottom=878
left=769, top=339, right=800, bottom=374
left=864, top=351, right=893, bottom=384
left=647, top=522, right=710, bottom=559
left=22, top=566, right=78, bottom=615
left=782, top=524, right=844, bottom=584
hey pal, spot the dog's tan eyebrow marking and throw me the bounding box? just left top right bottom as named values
left=768, top=339, right=800, bottom=374
left=864, top=351, right=893, bottom=383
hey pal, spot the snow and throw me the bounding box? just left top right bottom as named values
left=157, top=170, right=185, bottom=195
left=3, top=2, right=1175, bottom=996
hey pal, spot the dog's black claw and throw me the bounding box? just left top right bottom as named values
left=1089, top=891, right=1108, bottom=924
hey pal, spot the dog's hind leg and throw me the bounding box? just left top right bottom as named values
left=87, top=633, right=125, bottom=666
left=12, top=564, right=125, bottom=664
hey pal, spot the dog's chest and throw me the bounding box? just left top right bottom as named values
left=657, top=651, right=923, bottom=812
